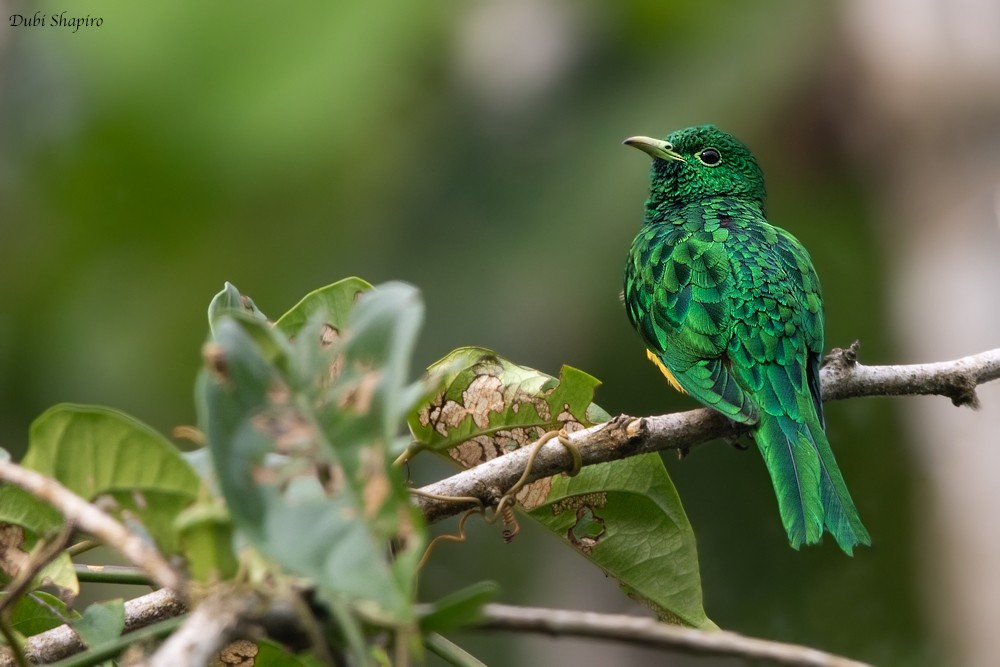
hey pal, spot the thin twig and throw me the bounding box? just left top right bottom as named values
left=477, top=603, right=871, bottom=667
left=64, top=540, right=100, bottom=558
left=74, top=564, right=154, bottom=586
left=414, top=346, right=1000, bottom=523
left=0, top=460, right=184, bottom=594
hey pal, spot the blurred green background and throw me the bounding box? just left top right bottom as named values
left=6, top=0, right=989, bottom=664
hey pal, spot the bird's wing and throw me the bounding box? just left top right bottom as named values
left=771, top=226, right=825, bottom=424
left=715, top=218, right=823, bottom=417
left=625, top=221, right=758, bottom=424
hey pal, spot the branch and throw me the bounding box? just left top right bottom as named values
left=477, top=603, right=870, bottom=667
left=145, top=588, right=261, bottom=667
left=75, top=563, right=154, bottom=586
left=415, top=345, right=1000, bottom=523
left=3, top=347, right=995, bottom=665
left=0, top=588, right=185, bottom=667
left=820, top=342, right=1000, bottom=407
left=141, top=586, right=326, bottom=667
left=0, top=459, right=185, bottom=593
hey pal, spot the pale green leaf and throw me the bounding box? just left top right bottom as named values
left=273, top=276, right=372, bottom=336
left=72, top=599, right=125, bottom=649
left=35, top=552, right=79, bottom=602
left=21, top=404, right=200, bottom=553
left=208, top=282, right=269, bottom=331
left=198, top=281, right=429, bottom=624
left=24, top=405, right=199, bottom=499
left=0, top=486, right=63, bottom=535
left=174, top=500, right=238, bottom=583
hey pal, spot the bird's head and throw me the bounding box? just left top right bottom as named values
left=624, top=124, right=766, bottom=218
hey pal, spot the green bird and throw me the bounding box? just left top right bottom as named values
left=622, top=124, right=870, bottom=554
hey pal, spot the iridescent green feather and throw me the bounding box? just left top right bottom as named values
left=623, top=125, right=870, bottom=554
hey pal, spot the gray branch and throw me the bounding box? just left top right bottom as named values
left=478, top=603, right=871, bottom=667
left=819, top=342, right=1000, bottom=407
left=415, top=344, right=1000, bottom=523
left=3, top=345, right=997, bottom=666
left=0, top=588, right=184, bottom=667
left=146, top=588, right=260, bottom=667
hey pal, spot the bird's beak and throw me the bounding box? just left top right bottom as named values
left=623, top=136, right=685, bottom=162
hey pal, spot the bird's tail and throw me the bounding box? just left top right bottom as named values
left=754, top=410, right=870, bottom=554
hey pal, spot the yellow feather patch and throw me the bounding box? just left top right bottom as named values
left=646, top=349, right=687, bottom=394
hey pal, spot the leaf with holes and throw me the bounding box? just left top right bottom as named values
left=197, top=282, right=428, bottom=627
left=527, top=454, right=714, bottom=628
left=410, top=347, right=713, bottom=628
left=409, top=347, right=604, bottom=508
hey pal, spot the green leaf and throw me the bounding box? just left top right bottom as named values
left=208, top=282, right=269, bottom=331
left=273, top=276, right=372, bottom=337
left=196, top=316, right=281, bottom=537
left=174, top=500, right=238, bottom=583
left=418, top=581, right=499, bottom=633
left=321, top=281, right=427, bottom=456
left=198, top=281, right=429, bottom=625
left=6, top=591, right=73, bottom=638
left=255, top=639, right=327, bottom=667
left=425, top=633, right=488, bottom=667
left=528, top=455, right=714, bottom=628
left=0, top=486, right=63, bottom=535
left=72, top=599, right=125, bottom=649
left=411, top=348, right=713, bottom=628
left=107, top=489, right=195, bottom=555
left=35, top=553, right=79, bottom=602
left=21, top=405, right=200, bottom=554
left=23, top=406, right=200, bottom=498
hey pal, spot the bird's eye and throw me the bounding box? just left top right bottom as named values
left=697, top=148, right=722, bottom=166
